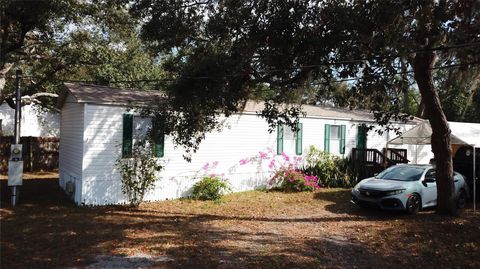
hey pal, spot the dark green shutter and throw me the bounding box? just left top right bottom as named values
left=324, top=124, right=330, bottom=153
left=357, top=126, right=367, bottom=149
left=277, top=125, right=284, bottom=155
left=152, top=119, right=165, bottom=157
left=122, top=114, right=133, bottom=158
left=295, top=123, right=303, bottom=155
left=339, top=125, right=346, bottom=154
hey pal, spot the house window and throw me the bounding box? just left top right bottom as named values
left=122, top=114, right=164, bottom=158
left=324, top=124, right=346, bottom=154
left=133, top=116, right=152, bottom=144
left=277, top=123, right=303, bottom=155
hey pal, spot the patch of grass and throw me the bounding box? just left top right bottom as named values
left=0, top=171, right=58, bottom=180
left=1, top=178, right=479, bottom=268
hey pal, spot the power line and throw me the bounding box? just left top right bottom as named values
left=245, top=41, right=480, bottom=73
left=14, top=60, right=480, bottom=86
left=8, top=40, right=480, bottom=77
left=418, top=41, right=480, bottom=52
left=283, top=61, right=480, bottom=88
left=58, top=60, right=480, bottom=87
left=8, top=42, right=480, bottom=85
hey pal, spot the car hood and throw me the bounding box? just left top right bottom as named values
left=358, top=177, right=409, bottom=191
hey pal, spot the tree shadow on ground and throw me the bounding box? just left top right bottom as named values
left=0, top=179, right=411, bottom=269
left=1, top=179, right=479, bottom=269
left=1, top=177, right=73, bottom=207
left=315, top=189, right=404, bottom=216
left=313, top=189, right=442, bottom=220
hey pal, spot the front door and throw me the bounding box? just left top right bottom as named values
left=355, top=125, right=368, bottom=162
left=422, top=169, right=437, bottom=207
left=357, top=126, right=368, bottom=149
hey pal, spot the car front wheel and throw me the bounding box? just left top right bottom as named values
left=457, top=190, right=467, bottom=209
left=406, top=194, right=421, bottom=214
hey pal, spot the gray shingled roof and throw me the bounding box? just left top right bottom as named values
left=58, top=83, right=166, bottom=107
left=58, top=83, right=421, bottom=123
left=243, top=101, right=422, bottom=123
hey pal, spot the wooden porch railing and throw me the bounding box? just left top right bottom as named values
left=383, top=148, right=409, bottom=164
left=352, top=148, right=396, bottom=168
left=351, top=147, right=410, bottom=179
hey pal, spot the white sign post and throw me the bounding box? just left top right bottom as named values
left=8, top=69, right=23, bottom=206
left=474, top=146, right=476, bottom=214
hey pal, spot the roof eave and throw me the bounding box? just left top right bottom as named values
left=56, top=84, right=74, bottom=109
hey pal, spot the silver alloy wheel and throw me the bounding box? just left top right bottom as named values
left=406, top=194, right=421, bottom=214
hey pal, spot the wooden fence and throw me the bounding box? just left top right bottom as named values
left=0, top=136, right=59, bottom=173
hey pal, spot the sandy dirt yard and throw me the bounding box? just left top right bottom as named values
left=1, top=175, right=479, bottom=269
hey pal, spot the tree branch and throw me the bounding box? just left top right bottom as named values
left=460, top=71, right=480, bottom=119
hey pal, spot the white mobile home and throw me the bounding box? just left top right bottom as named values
left=58, top=83, right=424, bottom=205
left=0, top=103, right=59, bottom=137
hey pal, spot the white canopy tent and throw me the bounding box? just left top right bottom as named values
left=387, top=120, right=478, bottom=213
left=388, top=121, right=471, bottom=146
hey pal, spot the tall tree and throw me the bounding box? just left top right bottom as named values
left=346, top=0, right=479, bottom=214
left=131, top=0, right=479, bottom=215
left=0, top=0, right=163, bottom=110
left=435, top=65, right=480, bottom=123
left=0, top=0, right=83, bottom=104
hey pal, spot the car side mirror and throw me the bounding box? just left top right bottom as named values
left=373, top=173, right=378, bottom=177
left=423, top=177, right=435, bottom=183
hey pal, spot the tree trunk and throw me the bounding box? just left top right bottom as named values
left=413, top=51, right=457, bottom=215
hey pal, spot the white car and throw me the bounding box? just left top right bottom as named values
left=351, top=164, right=469, bottom=214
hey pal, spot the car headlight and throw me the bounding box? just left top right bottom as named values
left=385, top=189, right=406, bottom=196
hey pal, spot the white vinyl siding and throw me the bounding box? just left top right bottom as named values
left=59, top=91, right=434, bottom=205
left=0, top=103, right=59, bottom=137
left=58, top=95, right=84, bottom=202
left=81, top=104, right=127, bottom=205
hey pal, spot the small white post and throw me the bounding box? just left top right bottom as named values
left=9, top=69, right=23, bottom=207
left=415, top=144, right=418, bottom=164
left=474, top=146, right=476, bottom=214
left=385, top=142, right=389, bottom=167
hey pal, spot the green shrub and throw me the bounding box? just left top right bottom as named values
left=191, top=176, right=230, bottom=201
left=269, top=166, right=319, bottom=192
left=343, top=155, right=369, bottom=185
left=302, top=146, right=355, bottom=188
left=116, top=141, right=163, bottom=207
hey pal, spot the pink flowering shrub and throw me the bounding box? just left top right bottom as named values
left=270, top=165, right=319, bottom=192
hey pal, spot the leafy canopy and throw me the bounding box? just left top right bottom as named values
left=131, top=0, right=479, bottom=152
left=1, top=0, right=164, bottom=109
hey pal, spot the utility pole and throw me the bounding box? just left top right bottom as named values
left=8, top=69, right=24, bottom=206
left=15, top=69, right=21, bottom=144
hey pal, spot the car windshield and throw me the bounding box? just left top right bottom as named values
left=376, top=166, right=425, bottom=181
